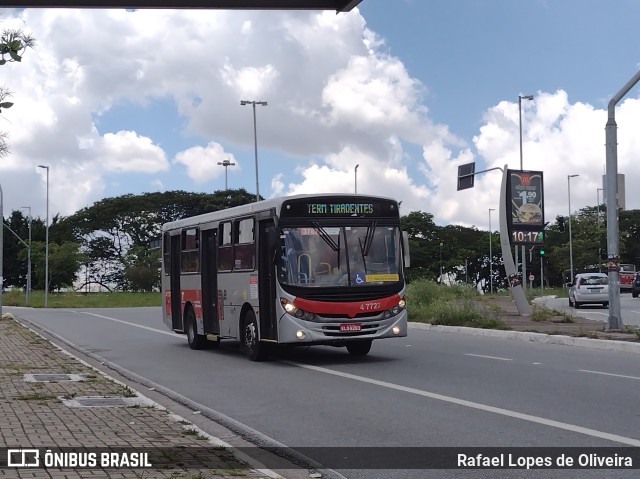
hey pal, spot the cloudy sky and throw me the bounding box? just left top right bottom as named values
left=1, top=1, right=640, bottom=231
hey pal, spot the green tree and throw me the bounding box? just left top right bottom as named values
left=400, top=211, right=438, bottom=281
left=123, top=245, right=161, bottom=292
left=61, top=189, right=256, bottom=291
left=30, top=241, right=83, bottom=291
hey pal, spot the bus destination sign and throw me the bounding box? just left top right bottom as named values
left=281, top=197, right=399, bottom=219
left=307, top=203, right=374, bottom=215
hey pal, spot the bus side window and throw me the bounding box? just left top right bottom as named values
left=218, top=221, right=233, bottom=272
left=163, top=232, right=170, bottom=276
left=234, top=218, right=255, bottom=271
left=181, top=228, right=200, bottom=273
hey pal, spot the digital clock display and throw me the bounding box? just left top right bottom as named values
left=511, top=230, right=544, bottom=244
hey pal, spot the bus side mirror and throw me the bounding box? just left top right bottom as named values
left=402, top=231, right=410, bottom=268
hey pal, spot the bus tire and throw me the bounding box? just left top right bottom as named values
left=346, top=340, right=372, bottom=356
left=242, top=310, right=268, bottom=361
left=185, top=306, right=206, bottom=350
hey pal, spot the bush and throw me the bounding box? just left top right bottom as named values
left=407, top=279, right=508, bottom=329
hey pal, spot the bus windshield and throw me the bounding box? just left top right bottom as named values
left=279, top=224, right=402, bottom=287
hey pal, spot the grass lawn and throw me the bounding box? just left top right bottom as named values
left=2, top=290, right=161, bottom=308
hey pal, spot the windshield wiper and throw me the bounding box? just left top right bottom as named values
left=312, top=221, right=340, bottom=251
left=362, top=221, right=377, bottom=257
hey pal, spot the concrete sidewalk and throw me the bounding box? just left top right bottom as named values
left=0, top=312, right=296, bottom=479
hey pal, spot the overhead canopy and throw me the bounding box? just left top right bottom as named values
left=0, top=1, right=363, bottom=12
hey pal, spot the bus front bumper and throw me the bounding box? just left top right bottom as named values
left=276, top=309, right=408, bottom=345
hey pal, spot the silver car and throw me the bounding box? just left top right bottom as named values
left=568, top=273, right=609, bottom=308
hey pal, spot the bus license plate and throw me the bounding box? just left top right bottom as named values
left=340, top=323, right=361, bottom=332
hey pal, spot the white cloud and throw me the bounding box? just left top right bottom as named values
left=98, top=131, right=169, bottom=173
left=173, top=142, right=237, bottom=183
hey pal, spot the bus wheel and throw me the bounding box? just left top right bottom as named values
left=346, top=340, right=372, bottom=356
left=242, top=310, right=268, bottom=361
left=186, top=307, right=206, bottom=350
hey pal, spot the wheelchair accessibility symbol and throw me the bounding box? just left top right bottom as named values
left=354, top=272, right=366, bottom=285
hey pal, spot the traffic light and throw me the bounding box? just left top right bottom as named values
left=540, top=248, right=545, bottom=256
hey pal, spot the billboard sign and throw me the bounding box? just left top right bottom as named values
left=507, top=169, right=544, bottom=244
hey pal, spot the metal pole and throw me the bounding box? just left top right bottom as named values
left=251, top=102, right=259, bottom=201
left=38, top=165, right=49, bottom=307
left=604, top=71, right=640, bottom=330
left=540, top=253, right=544, bottom=296
left=519, top=96, right=523, bottom=171
left=489, top=208, right=495, bottom=294
left=217, top=159, right=235, bottom=191
left=518, top=95, right=533, bottom=297
left=27, top=210, right=31, bottom=304
left=439, top=242, right=443, bottom=282
left=568, top=174, right=578, bottom=284
left=354, top=164, right=359, bottom=194
left=240, top=100, right=267, bottom=203
left=596, top=188, right=603, bottom=272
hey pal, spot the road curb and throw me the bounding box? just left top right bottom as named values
left=409, top=322, right=640, bottom=354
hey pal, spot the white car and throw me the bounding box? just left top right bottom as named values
left=568, top=272, right=609, bottom=308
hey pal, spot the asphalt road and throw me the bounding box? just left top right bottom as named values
left=535, top=292, right=640, bottom=327
left=7, top=306, right=640, bottom=479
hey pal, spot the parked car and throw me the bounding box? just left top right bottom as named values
left=632, top=273, right=640, bottom=298
left=568, top=272, right=609, bottom=308
left=619, top=264, right=636, bottom=292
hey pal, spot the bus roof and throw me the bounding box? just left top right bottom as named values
left=162, top=193, right=399, bottom=232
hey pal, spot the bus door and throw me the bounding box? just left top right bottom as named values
left=258, top=219, right=278, bottom=341
left=170, top=233, right=182, bottom=330
left=201, top=228, right=219, bottom=335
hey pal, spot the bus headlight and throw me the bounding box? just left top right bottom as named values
left=296, top=330, right=307, bottom=340
left=280, top=298, right=316, bottom=322
left=383, top=297, right=406, bottom=319
left=392, top=326, right=401, bottom=335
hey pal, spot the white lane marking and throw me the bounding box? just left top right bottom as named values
left=284, top=361, right=640, bottom=447
left=72, top=311, right=177, bottom=337
left=464, top=353, right=512, bottom=361
left=630, top=310, right=640, bottom=314
left=579, top=369, right=640, bottom=381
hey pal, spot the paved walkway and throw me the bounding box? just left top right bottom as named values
left=0, top=312, right=283, bottom=479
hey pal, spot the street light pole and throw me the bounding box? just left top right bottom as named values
left=217, top=159, right=236, bottom=190
left=240, top=100, right=267, bottom=202
left=489, top=208, right=495, bottom=294
left=38, top=165, right=49, bottom=307
left=568, top=174, right=579, bottom=284
left=518, top=94, right=534, bottom=295
left=354, top=164, right=359, bottom=194
left=21, top=206, right=31, bottom=305
left=518, top=95, right=534, bottom=171
left=439, top=242, right=443, bottom=282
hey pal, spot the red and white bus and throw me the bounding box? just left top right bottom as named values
left=161, top=194, right=410, bottom=361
